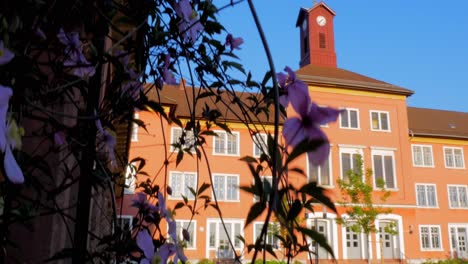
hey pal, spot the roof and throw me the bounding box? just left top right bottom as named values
left=296, top=2, right=336, bottom=27
left=145, top=83, right=281, bottom=125
left=296, top=64, right=414, bottom=96
left=408, top=107, right=468, bottom=139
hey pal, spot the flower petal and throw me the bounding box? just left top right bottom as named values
left=136, top=229, right=155, bottom=260
left=283, top=118, right=305, bottom=147
left=4, top=147, right=24, bottom=184
left=308, top=141, right=330, bottom=166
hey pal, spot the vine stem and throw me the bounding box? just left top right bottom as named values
left=246, top=0, right=281, bottom=263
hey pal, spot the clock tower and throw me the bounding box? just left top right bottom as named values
left=296, top=1, right=337, bottom=68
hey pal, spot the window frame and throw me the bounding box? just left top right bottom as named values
left=419, top=225, right=443, bottom=251
left=253, top=176, right=273, bottom=202
left=212, top=173, right=240, bottom=202
left=124, top=162, right=137, bottom=194
left=339, top=147, right=364, bottom=182
left=252, top=133, right=268, bottom=158
left=415, top=183, right=438, bottom=208
left=411, top=144, right=434, bottom=168
left=253, top=222, right=281, bottom=250
left=207, top=219, right=244, bottom=251
left=371, top=149, right=397, bottom=190
left=443, top=146, right=465, bottom=169
left=168, top=171, right=197, bottom=200
left=173, top=220, right=197, bottom=249
left=369, top=110, right=390, bottom=132
left=116, top=215, right=134, bottom=232
left=170, top=127, right=196, bottom=153
left=213, top=130, right=240, bottom=156
left=131, top=112, right=140, bottom=142
left=339, top=108, right=360, bottom=130
left=447, top=185, right=468, bottom=209
left=307, top=151, right=333, bottom=187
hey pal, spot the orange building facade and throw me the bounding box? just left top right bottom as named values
left=118, top=2, right=468, bottom=263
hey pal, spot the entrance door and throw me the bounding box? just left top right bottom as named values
left=311, top=220, right=329, bottom=258
left=379, top=222, right=398, bottom=259
left=346, top=227, right=362, bottom=259
left=452, top=227, right=468, bottom=259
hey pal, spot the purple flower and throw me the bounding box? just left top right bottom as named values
left=58, top=28, right=95, bottom=79
left=158, top=191, right=168, bottom=218
left=174, top=0, right=193, bottom=22
left=95, top=119, right=117, bottom=170
left=0, top=41, right=14, bottom=65
left=131, top=192, right=158, bottom=213
left=136, top=229, right=154, bottom=264
left=282, top=100, right=341, bottom=166
left=162, top=54, right=177, bottom=85
left=225, top=34, right=244, bottom=50
left=178, top=19, right=203, bottom=43
left=64, top=56, right=96, bottom=79
left=0, top=85, right=24, bottom=184
left=54, top=131, right=66, bottom=146
left=277, top=66, right=310, bottom=112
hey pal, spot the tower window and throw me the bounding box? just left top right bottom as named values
left=319, top=33, right=326, bottom=49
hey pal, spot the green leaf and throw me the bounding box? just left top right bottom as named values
left=287, top=199, right=302, bottom=221
left=176, top=150, right=184, bottom=167
left=262, top=71, right=272, bottom=87
left=239, top=156, right=258, bottom=163
left=197, top=183, right=211, bottom=196
left=245, top=202, right=266, bottom=227
left=300, top=182, right=337, bottom=214
left=174, top=202, right=185, bottom=210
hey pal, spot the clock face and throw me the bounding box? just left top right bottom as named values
left=316, top=15, right=326, bottom=27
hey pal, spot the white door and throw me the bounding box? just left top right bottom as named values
left=346, top=227, right=362, bottom=259
left=379, top=222, right=398, bottom=259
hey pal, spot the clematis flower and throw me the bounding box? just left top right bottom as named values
left=95, top=118, right=117, bottom=170
left=136, top=229, right=154, bottom=264
left=174, top=0, right=192, bottom=21
left=58, top=28, right=95, bottom=79
left=131, top=192, right=158, bottom=214
left=162, top=54, right=177, bottom=85
left=0, top=41, right=14, bottom=65
left=282, top=99, right=342, bottom=165
left=54, top=131, right=66, bottom=146
left=0, top=85, right=24, bottom=184
left=178, top=19, right=204, bottom=43
left=277, top=66, right=310, bottom=112
left=225, top=34, right=244, bottom=50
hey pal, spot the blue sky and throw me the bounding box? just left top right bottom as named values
left=217, top=0, right=468, bottom=112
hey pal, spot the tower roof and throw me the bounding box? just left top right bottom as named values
left=296, top=2, right=336, bottom=27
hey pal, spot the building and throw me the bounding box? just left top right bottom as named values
left=118, top=2, right=468, bottom=263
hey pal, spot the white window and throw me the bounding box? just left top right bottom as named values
left=444, top=147, right=465, bottom=169
left=372, top=149, right=396, bottom=189
left=308, top=152, right=332, bottom=187
left=208, top=219, right=243, bottom=258
left=339, top=108, right=359, bottom=129
left=124, top=162, right=137, bottom=194
left=173, top=220, right=196, bottom=249
left=171, top=127, right=195, bottom=152
left=213, top=131, right=240, bottom=155
left=169, top=171, right=196, bottom=200
left=253, top=222, right=280, bottom=249
left=340, top=147, right=363, bottom=182
left=131, top=113, right=139, bottom=142
left=253, top=133, right=268, bottom=158
left=370, top=111, right=390, bottom=131
left=213, top=174, right=239, bottom=201
left=253, top=176, right=272, bottom=202
left=420, top=225, right=442, bottom=251
left=412, top=145, right=434, bottom=167
left=416, top=184, right=438, bottom=207
left=448, top=185, right=468, bottom=209
left=116, top=215, right=133, bottom=231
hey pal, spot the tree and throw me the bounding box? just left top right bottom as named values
left=336, top=155, right=397, bottom=264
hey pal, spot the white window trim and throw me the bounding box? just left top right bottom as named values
left=253, top=176, right=272, bottom=202
left=339, top=147, right=364, bottom=181
left=212, top=173, right=240, bottom=202
left=340, top=215, right=372, bottom=260
left=124, top=162, right=137, bottom=194
left=375, top=214, right=405, bottom=260
left=411, top=144, right=435, bottom=168
left=443, top=146, right=465, bottom=169
left=252, top=133, right=268, bottom=158
left=205, top=218, right=244, bottom=259
left=307, top=151, right=334, bottom=188
left=371, top=149, right=398, bottom=190
left=306, top=212, right=339, bottom=260
left=131, top=112, right=140, bottom=142
left=170, top=127, right=196, bottom=153
left=253, top=221, right=281, bottom=250
left=415, top=183, right=438, bottom=208
left=339, top=107, right=360, bottom=130
left=212, top=130, right=240, bottom=156
left=447, top=185, right=468, bottom=209
left=419, top=225, right=443, bottom=251
left=174, top=220, right=197, bottom=250
left=448, top=223, right=468, bottom=258
left=168, top=171, right=197, bottom=200
left=369, top=110, right=391, bottom=132
left=116, top=215, right=133, bottom=231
